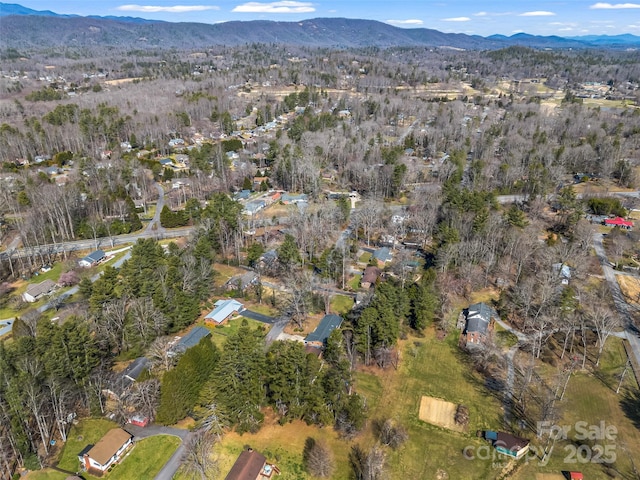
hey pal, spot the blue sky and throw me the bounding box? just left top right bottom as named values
left=13, top=1, right=640, bottom=36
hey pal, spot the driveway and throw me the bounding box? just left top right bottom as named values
left=123, top=423, right=191, bottom=480
left=240, top=309, right=276, bottom=324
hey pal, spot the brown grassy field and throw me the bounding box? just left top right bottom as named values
left=418, top=396, right=466, bottom=433
left=617, top=274, right=640, bottom=305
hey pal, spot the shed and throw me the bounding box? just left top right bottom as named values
left=570, top=473, right=584, bottom=480
left=485, top=431, right=530, bottom=459
left=205, top=299, right=244, bottom=325
left=305, top=314, right=343, bottom=347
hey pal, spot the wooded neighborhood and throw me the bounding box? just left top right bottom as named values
left=1, top=5, right=640, bottom=480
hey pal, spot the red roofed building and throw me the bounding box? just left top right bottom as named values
left=604, top=217, right=634, bottom=229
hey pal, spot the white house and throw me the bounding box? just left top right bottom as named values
left=78, top=250, right=105, bottom=268
left=22, top=279, right=56, bottom=303
left=79, top=428, right=133, bottom=474
left=205, top=299, right=244, bottom=325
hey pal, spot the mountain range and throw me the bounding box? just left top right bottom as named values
left=1, top=2, right=639, bottom=51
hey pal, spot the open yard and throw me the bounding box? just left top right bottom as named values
left=38, top=418, right=179, bottom=479
left=418, top=396, right=466, bottom=433
left=330, top=294, right=354, bottom=315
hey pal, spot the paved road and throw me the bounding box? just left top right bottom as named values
left=240, top=309, right=276, bottom=324
left=144, top=183, right=166, bottom=234
left=592, top=232, right=640, bottom=369
left=0, top=227, right=194, bottom=260
left=124, top=423, right=191, bottom=480
left=0, top=319, right=14, bottom=336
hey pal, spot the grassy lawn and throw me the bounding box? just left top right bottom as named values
left=24, top=471, right=67, bottom=480
left=358, top=252, right=372, bottom=263
left=348, top=274, right=361, bottom=290
left=204, top=316, right=267, bottom=347
left=109, top=435, right=180, bottom=480
left=30, top=434, right=181, bottom=480
left=517, top=337, right=640, bottom=480
left=214, top=415, right=353, bottom=480
left=330, top=294, right=354, bottom=315
left=355, top=329, right=505, bottom=479
left=57, top=418, right=120, bottom=471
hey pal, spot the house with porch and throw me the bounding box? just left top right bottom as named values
left=78, top=249, right=106, bottom=268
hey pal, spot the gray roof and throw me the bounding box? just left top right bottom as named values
left=121, top=357, right=149, bottom=388
left=122, top=357, right=149, bottom=381
left=174, top=326, right=211, bottom=352
left=465, top=303, right=497, bottom=335
left=25, top=279, right=56, bottom=298
left=305, top=314, right=343, bottom=344
left=373, top=247, right=392, bottom=262
left=83, top=249, right=105, bottom=263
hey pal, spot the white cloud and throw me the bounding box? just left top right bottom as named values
left=232, top=1, right=315, bottom=13
left=473, top=11, right=488, bottom=16
left=628, top=23, right=640, bottom=28
left=519, top=11, right=556, bottom=16
left=442, top=16, right=471, bottom=22
left=386, top=19, right=424, bottom=25
left=590, top=2, right=640, bottom=8
left=116, top=4, right=219, bottom=12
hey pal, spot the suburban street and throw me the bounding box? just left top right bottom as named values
left=592, top=232, right=640, bottom=370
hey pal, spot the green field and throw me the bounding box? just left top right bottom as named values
left=330, top=294, right=354, bottom=315
left=108, top=435, right=181, bottom=480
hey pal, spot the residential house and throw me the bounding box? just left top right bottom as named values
left=159, top=158, right=173, bottom=168
left=372, top=247, right=392, bottom=267
left=552, top=263, right=571, bottom=285
left=205, top=299, right=244, bottom=325
left=171, top=326, right=212, bottom=355
left=235, top=190, right=252, bottom=201
left=361, top=266, right=381, bottom=289
left=265, top=191, right=281, bottom=204
left=281, top=193, right=308, bottom=205
left=305, top=314, right=343, bottom=348
left=484, top=431, right=530, bottom=459
left=604, top=217, right=633, bottom=230
left=22, top=279, right=56, bottom=303
left=459, top=303, right=497, bottom=349
left=79, top=428, right=133, bottom=474
left=78, top=249, right=106, bottom=268
left=225, top=448, right=279, bottom=480
left=226, top=271, right=259, bottom=292
left=243, top=200, right=266, bottom=216
left=120, top=357, right=149, bottom=390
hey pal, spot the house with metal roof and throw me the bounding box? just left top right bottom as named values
left=305, top=314, right=343, bottom=348
left=171, top=326, right=212, bottom=355
left=78, top=249, right=106, bottom=268
left=205, top=299, right=245, bottom=325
